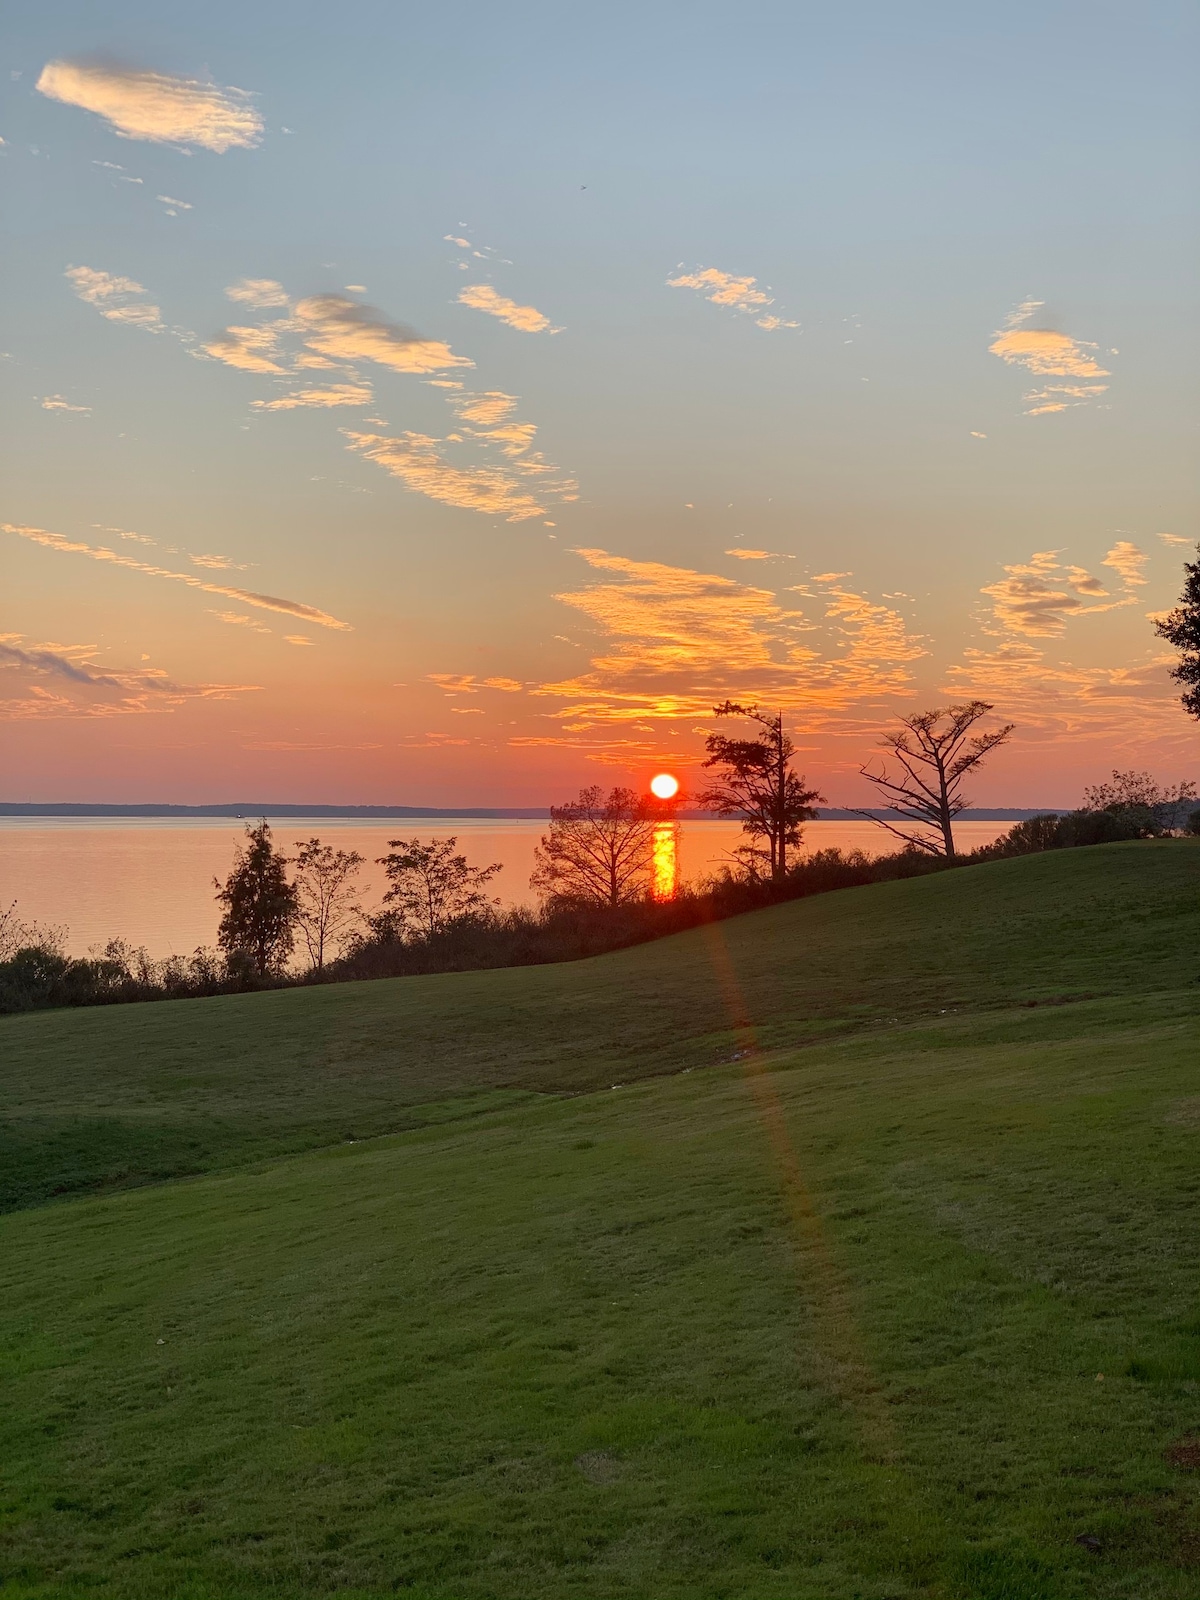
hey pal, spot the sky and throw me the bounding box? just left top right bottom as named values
left=2, top=0, right=1198, bottom=807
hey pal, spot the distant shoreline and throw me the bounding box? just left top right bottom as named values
left=0, top=803, right=1066, bottom=822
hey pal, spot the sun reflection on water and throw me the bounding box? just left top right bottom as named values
left=652, top=821, right=678, bottom=900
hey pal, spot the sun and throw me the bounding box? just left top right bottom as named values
left=650, top=772, right=680, bottom=800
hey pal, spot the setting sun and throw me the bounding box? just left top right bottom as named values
left=649, top=772, right=680, bottom=800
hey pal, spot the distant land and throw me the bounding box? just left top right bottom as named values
left=0, top=803, right=1067, bottom=822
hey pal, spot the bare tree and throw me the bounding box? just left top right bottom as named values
left=0, top=901, right=67, bottom=962
left=858, top=702, right=1014, bottom=858
left=376, top=837, right=502, bottom=939
left=292, top=839, right=365, bottom=971
left=531, top=786, right=659, bottom=907
left=700, top=702, right=822, bottom=880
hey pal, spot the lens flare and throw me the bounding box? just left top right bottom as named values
left=652, top=821, right=678, bottom=899
left=650, top=772, right=679, bottom=800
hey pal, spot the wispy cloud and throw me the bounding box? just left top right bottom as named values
left=4, top=524, right=352, bottom=631
left=156, top=194, right=192, bottom=214
left=1103, top=540, right=1149, bottom=587
left=425, top=673, right=523, bottom=694
left=531, top=549, right=923, bottom=725
left=989, top=299, right=1111, bottom=415
left=726, top=548, right=792, bottom=561
left=189, top=551, right=248, bottom=571
left=457, top=283, right=558, bottom=334
left=251, top=382, right=373, bottom=412
left=1160, top=533, right=1192, bottom=547
left=36, top=60, right=262, bottom=152
left=209, top=609, right=271, bottom=633
left=980, top=549, right=1133, bottom=636
left=342, top=430, right=558, bottom=521
left=226, top=278, right=289, bottom=308
left=41, top=395, right=91, bottom=413
left=294, top=295, right=473, bottom=374
left=0, top=633, right=259, bottom=720
left=66, top=265, right=163, bottom=332
left=667, top=266, right=799, bottom=330
left=202, top=321, right=290, bottom=373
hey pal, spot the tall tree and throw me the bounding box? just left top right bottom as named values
left=858, top=701, right=1014, bottom=858
left=214, top=820, right=298, bottom=976
left=376, top=837, right=502, bottom=939
left=291, top=839, right=365, bottom=971
left=1156, top=549, right=1200, bottom=720
left=700, top=702, right=822, bottom=881
left=531, top=786, right=659, bottom=907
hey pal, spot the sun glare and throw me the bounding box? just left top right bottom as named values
left=650, top=772, right=680, bottom=800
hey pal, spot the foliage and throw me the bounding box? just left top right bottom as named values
left=858, top=700, right=1014, bottom=857
left=375, top=835, right=502, bottom=938
left=1083, top=768, right=1197, bottom=831
left=700, top=702, right=821, bottom=880
left=530, top=786, right=660, bottom=906
left=291, top=837, right=365, bottom=970
left=1155, top=543, right=1200, bottom=719
left=214, top=820, right=298, bottom=977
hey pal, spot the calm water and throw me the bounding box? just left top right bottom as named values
left=0, top=816, right=1009, bottom=958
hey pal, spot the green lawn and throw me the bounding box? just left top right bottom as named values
left=2, top=842, right=1200, bottom=1597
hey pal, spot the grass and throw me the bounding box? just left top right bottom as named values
left=2, top=841, right=1200, bottom=1596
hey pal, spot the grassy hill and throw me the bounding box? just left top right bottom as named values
left=2, top=841, right=1200, bottom=1596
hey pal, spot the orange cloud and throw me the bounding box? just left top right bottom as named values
left=225, top=278, right=289, bottom=308
left=0, top=634, right=259, bottom=720
left=37, top=60, right=262, bottom=152
left=202, top=321, right=290, bottom=374
left=989, top=300, right=1110, bottom=415
left=457, top=284, right=557, bottom=333
left=980, top=550, right=1133, bottom=636
left=342, top=427, right=575, bottom=521
left=1103, top=540, right=1149, bottom=587
left=532, top=549, right=924, bottom=722
left=668, top=266, right=799, bottom=329
left=294, top=295, right=473, bottom=375
left=251, top=382, right=373, bottom=411
left=66, top=266, right=163, bottom=332
left=4, top=524, right=351, bottom=631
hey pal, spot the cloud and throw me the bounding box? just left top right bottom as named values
left=202, top=321, right=289, bottom=373
left=457, top=284, right=557, bottom=334
left=66, top=265, right=163, bottom=332
left=1160, top=533, right=1191, bottom=547
left=36, top=59, right=262, bottom=152
left=4, top=524, right=352, bottom=631
left=41, top=395, right=91, bottom=413
left=989, top=300, right=1110, bottom=414
left=294, top=295, right=473, bottom=374
left=251, top=382, right=373, bottom=412
left=425, top=673, right=523, bottom=694
left=980, top=550, right=1133, bottom=636
left=156, top=194, right=192, bottom=213
left=342, top=430, right=556, bottom=521
left=531, top=548, right=924, bottom=723
left=209, top=609, right=271, bottom=633
left=226, top=278, right=289, bottom=308
left=190, top=551, right=248, bottom=570
left=0, top=634, right=259, bottom=720
left=1103, top=540, right=1148, bottom=587
left=668, top=266, right=799, bottom=329
left=726, top=548, right=791, bottom=561
left=284, top=635, right=314, bottom=646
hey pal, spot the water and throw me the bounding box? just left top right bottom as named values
left=0, top=816, right=1009, bottom=958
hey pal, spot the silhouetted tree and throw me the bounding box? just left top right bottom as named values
left=376, top=837, right=502, bottom=938
left=700, top=703, right=822, bottom=880
left=1082, top=769, right=1196, bottom=831
left=214, top=820, right=298, bottom=977
left=858, top=702, right=1014, bottom=858
left=1156, top=546, right=1200, bottom=720
left=292, top=839, right=365, bottom=971
left=531, top=786, right=659, bottom=906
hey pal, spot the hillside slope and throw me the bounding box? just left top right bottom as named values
left=2, top=841, right=1198, bottom=1212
